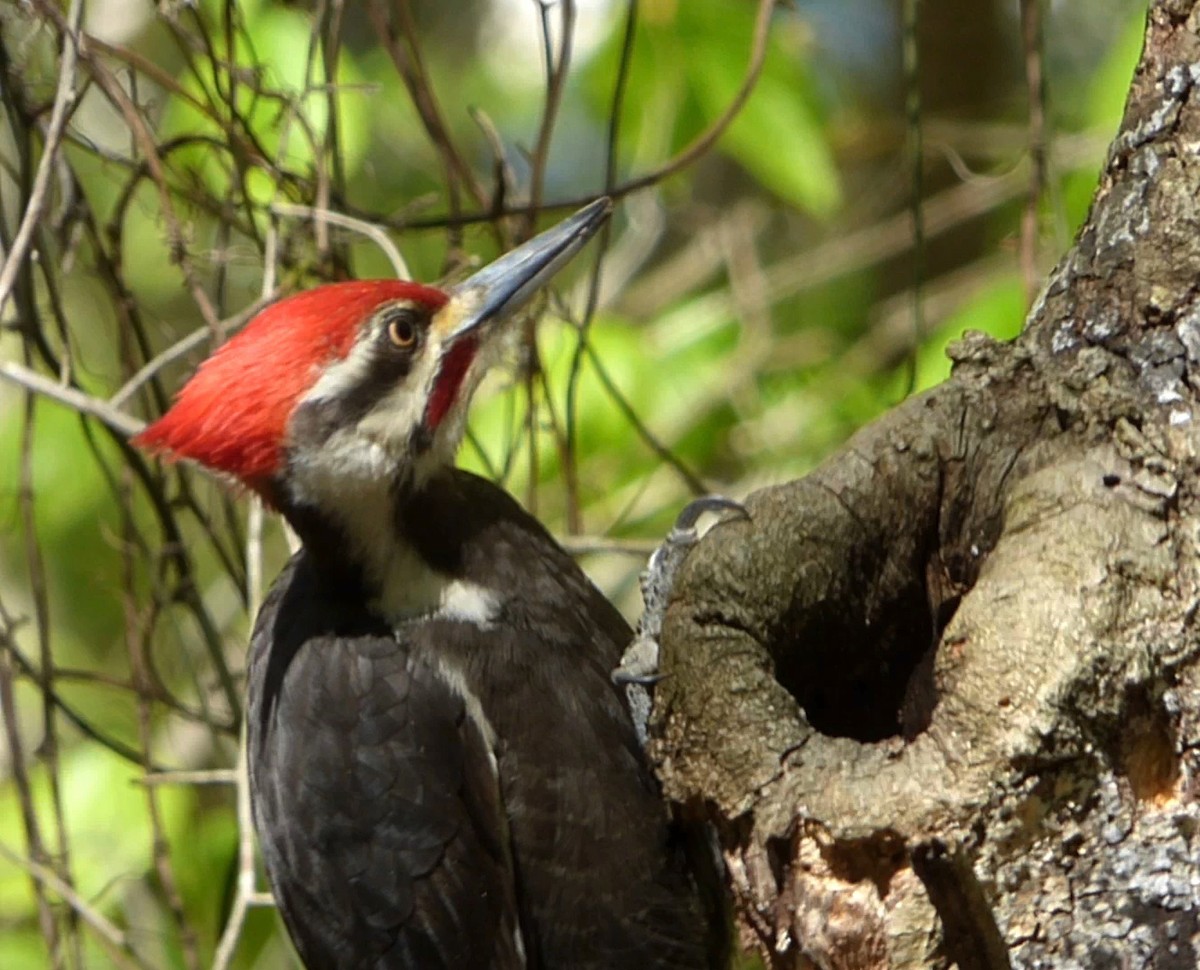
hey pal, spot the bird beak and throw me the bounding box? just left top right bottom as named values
left=419, top=198, right=612, bottom=443
left=442, top=197, right=612, bottom=344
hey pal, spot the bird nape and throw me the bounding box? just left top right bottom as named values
left=135, top=200, right=723, bottom=969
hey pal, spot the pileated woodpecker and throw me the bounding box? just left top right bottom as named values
left=136, top=201, right=717, bottom=969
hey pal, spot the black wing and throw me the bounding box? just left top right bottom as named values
left=247, top=553, right=524, bottom=970
left=418, top=615, right=713, bottom=970
left=400, top=472, right=715, bottom=968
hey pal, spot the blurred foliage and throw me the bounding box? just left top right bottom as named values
left=0, top=0, right=1148, bottom=966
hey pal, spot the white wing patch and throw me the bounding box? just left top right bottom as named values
left=437, top=580, right=500, bottom=626
left=424, top=651, right=526, bottom=965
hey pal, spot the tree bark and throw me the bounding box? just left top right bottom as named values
left=652, top=4, right=1200, bottom=967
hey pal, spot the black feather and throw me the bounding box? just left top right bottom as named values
left=248, top=469, right=718, bottom=969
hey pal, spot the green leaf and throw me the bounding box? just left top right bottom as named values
left=680, top=6, right=840, bottom=215
left=687, top=47, right=841, bottom=215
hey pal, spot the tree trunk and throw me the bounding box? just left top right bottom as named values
left=652, top=4, right=1200, bottom=967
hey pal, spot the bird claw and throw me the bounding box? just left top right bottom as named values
left=613, top=670, right=667, bottom=687
left=614, top=496, right=747, bottom=745
left=668, top=495, right=748, bottom=534
left=612, top=635, right=667, bottom=686
left=638, top=496, right=748, bottom=641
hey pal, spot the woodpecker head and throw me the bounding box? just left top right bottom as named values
left=135, top=200, right=611, bottom=510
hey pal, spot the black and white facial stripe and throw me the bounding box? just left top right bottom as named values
left=287, top=300, right=435, bottom=452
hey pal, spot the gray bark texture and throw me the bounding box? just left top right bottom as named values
left=650, top=4, right=1200, bottom=968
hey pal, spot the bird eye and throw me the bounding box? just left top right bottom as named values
left=385, top=311, right=419, bottom=350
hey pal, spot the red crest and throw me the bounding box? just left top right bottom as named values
left=134, top=280, right=448, bottom=497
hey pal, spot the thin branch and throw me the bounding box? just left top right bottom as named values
left=1019, top=0, right=1048, bottom=309
left=211, top=738, right=275, bottom=970
left=526, top=0, right=576, bottom=236
left=0, top=605, right=59, bottom=961
left=618, top=0, right=776, bottom=195
left=346, top=0, right=774, bottom=236
left=901, top=0, right=925, bottom=397
left=211, top=493, right=272, bottom=970
left=365, top=0, right=490, bottom=257
left=0, top=0, right=83, bottom=319
left=306, top=0, right=334, bottom=261
left=470, top=106, right=516, bottom=212
left=0, top=840, right=156, bottom=970
left=0, top=361, right=145, bottom=438
left=272, top=202, right=411, bottom=279
left=582, top=339, right=707, bottom=496
left=117, top=440, right=202, bottom=970
left=139, top=769, right=237, bottom=786
left=109, top=292, right=279, bottom=410
left=17, top=297, right=80, bottom=969
left=563, top=0, right=638, bottom=531
left=1, top=615, right=170, bottom=771
left=31, top=0, right=222, bottom=333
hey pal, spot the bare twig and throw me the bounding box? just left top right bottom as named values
left=581, top=338, right=706, bottom=496
left=109, top=292, right=279, bottom=410
left=0, top=606, right=60, bottom=961
left=1019, top=0, right=1048, bottom=308
left=526, top=0, right=576, bottom=236
left=619, top=0, right=775, bottom=195
left=621, top=132, right=1106, bottom=327
left=139, top=769, right=237, bottom=786
left=30, top=0, right=222, bottom=332
left=0, top=0, right=82, bottom=319
left=211, top=739, right=275, bottom=970
left=212, top=494, right=272, bottom=970
left=272, top=202, right=411, bottom=279
left=563, top=0, right=639, bottom=531
left=1, top=630, right=173, bottom=770
left=0, top=361, right=145, bottom=438
left=122, top=476, right=201, bottom=970
left=901, top=0, right=925, bottom=396
left=366, top=0, right=490, bottom=256
left=0, top=840, right=155, bottom=970
left=470, top=106, right=517, bottom=211
left=356, top=0, right=776, bottom=236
